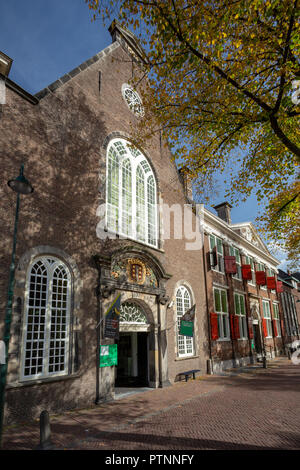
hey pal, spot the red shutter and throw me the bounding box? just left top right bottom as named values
left=210, top=313, right=219, bottom=340
left=248, top=317, right=254, bottom=339
left=242, top=264, right=252, bottom=280
left=262, top=318, right=268, bottom=338
left=272, top=319, right=278, bottom=337
left=225, top=256, right=237, bottom=274
left=255, top=271, right=266, bottom=285
left=230, top=314, right=236, bottom=339
left=267, top=277, right=276, bottom=290
left=234, top=315, right=240, bottom=339
left=276, top=281, right=283, bottom=293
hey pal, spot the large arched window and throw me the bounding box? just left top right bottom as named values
left=106, top=138, right=158, bottom=247
left=176, top=285, right=194, bottom=357
left=21, top=257, right=71, bottom=380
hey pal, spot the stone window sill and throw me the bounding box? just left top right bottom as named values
left=6, top=370, right=83, bottom=390
left=175, top=355, right=200, bottom=361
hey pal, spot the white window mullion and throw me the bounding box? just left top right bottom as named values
left=132, top=162, right=137, bottom=241
left=145, top=175, right=149, bottom=244
left=118, top=161, right=122, bottom=235
left=44, top=264, right=53, bottom=376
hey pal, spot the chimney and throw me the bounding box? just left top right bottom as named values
left=213, top=202, right=232, bottom=224
left=0, top=51, right=13, bottom=78
left=178, top=166, right=193, bottom=201
left=108, top=20, right=148, bottom=65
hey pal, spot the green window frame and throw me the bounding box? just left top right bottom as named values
left=234, top=293, right=248, bottom=338
left=213, top=287, right=229, bottom=339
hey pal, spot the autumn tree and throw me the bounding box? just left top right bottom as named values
left=86, top=0, right=300, bottom=267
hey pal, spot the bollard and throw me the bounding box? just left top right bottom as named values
left=262, top=356, right=267, bottom=369
left=207, top=359, right=213, bottom=375
left=36, top=410, right=55, bottom=450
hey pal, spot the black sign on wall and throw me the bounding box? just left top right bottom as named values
left=104, top=294, right=121, bottom=340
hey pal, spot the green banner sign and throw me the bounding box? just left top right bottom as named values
left=99, top=344, right=118, bottom=367
left=179, top=304, right=196, bottom=337
left=180, top=320, right=194, bottom=337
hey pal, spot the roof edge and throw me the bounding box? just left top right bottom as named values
left=0, top=72, right=39, bottom=105
left=34, top=41, right=120, bottom=101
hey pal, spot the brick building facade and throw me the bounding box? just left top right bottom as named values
left=0, top=22, right=289, bottom=426
left=277, top=270, right=300, bottom=350
left=203, top=203, right=284, bottom=372
left=0, top=22, right=208, bottom=425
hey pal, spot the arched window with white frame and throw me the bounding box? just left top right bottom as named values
left=106, top=138, right=158, bottom=248
left=176, top=285, right=194, bottom=357
left=21, top=257, right=71, bottom=381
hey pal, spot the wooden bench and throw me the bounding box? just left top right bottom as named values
left=177, top=369, right=201, bottom=382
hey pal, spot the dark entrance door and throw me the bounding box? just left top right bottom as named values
left=137, top=332, right=148, bottom=386
left=253, top=324, right=262, bottom=354
left=115, top=332, right=148, bottom=387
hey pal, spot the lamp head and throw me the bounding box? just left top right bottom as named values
left=8, top=164, right=33, bottom=194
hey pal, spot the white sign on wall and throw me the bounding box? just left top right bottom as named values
left=0, top=340, right=6, bottom=364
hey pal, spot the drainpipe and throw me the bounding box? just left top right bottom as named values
left=202, top=232, right=213, bottom=374
left=157, top=299, right=163, bottom=388
left=243, top=278, right=254, bottom=364
left=93, top=256, right=102, bottom=404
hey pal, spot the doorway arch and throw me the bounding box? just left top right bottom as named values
left=116, top=300, right=152, bottom=387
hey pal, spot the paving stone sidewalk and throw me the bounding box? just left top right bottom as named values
left=2, top=357, right=299, bottom=450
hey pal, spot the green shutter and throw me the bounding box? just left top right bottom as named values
left=214, top=289, right=221, bottom=312
left=221, top=290, right=228, bottom=313
left=234, top=294, right=240, bottom=315
left=240, top=296, right=246, bottom=315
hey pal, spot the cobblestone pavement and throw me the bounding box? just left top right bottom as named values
left=2, top=357, right=300, bottom=450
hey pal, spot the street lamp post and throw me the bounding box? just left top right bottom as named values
left=0, top=164, right=33, bottom=448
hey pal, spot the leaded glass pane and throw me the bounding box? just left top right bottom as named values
left=106, top=138, right=157, bottom=247
left=136, top=165, right=145, bottom=243
left=147, top=175, right=156, bottom=247
left=120, top=303, right=147, bottom=323
left=107, top=147, right=119, bottom=232
left=176, top=286, right=194, bottom=357
left=23, top=257, right=70, bottom=380
left=24, top=261, right=48, bottom=377
left=121, top=159, right=132, bottom=237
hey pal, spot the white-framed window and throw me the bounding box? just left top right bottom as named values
left=272, top=303, right=281, bottom=337
left=21, top=257, right=71, bottom=381
left=121, top=83, right=144, bottom=116
left=234, top=293, right=248, bottom=339
left=213, top=287, right=230, bottom=340
left=257, top=262, right=267, bottom=289
left=262, top=300, right=272, bottom=337
left=176, top=286, right=194, bottom=357
left=230, top=246, right=242, bottom=280
left=209, top=235, right=224, bottom=273
left=106, top=138, right=158, bottom=248
left=245, top=255, right=256, bottom=285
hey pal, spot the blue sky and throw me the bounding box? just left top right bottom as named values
left=0, top=1, right=286, bottom=266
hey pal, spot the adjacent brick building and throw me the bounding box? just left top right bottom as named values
left=203, top=203, right=284, bottom=372
left=277, top=270, right=300, bottom=350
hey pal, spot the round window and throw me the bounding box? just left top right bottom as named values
left=122, top=83, right=144, bottom=116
